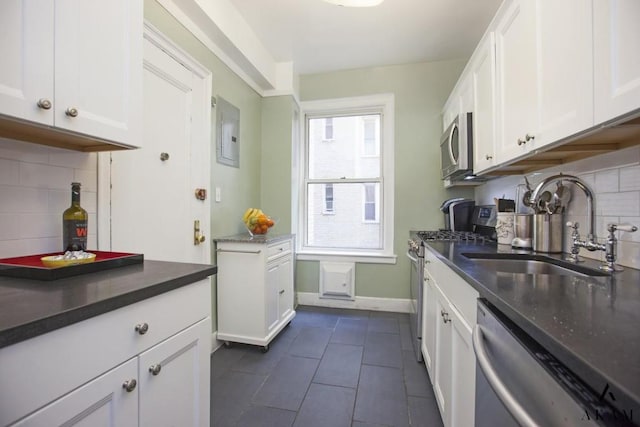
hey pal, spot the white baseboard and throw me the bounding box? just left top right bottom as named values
left=296, top=292, right=411, bottom=313
left=211, top=331, right=222, bottom=353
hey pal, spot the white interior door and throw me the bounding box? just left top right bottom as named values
left=109, top=36, right=210, bottom=264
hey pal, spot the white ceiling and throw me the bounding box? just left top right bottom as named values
left=227, top=0, right=503, bottom=75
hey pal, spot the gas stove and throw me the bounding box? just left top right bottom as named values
left=416, top=230, right=490, bottom=243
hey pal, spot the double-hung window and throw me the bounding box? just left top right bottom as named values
left=298, top=94, right=395, bottom=263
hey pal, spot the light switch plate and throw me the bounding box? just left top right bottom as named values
left=215, top=187, right=221, bottom=202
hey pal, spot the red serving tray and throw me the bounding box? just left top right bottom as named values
left=0, top=251, right=144, bottom=281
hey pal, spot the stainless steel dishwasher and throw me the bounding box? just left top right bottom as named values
left=473, top=299, right=634, bottom=427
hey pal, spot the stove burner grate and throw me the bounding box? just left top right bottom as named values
left=416, top=230, right=489, bottom=244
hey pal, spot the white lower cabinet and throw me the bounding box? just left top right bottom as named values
left=216, top=236, right=295, bottom=350
left=0, top=280, right=212, bottom=427
left=14, top=358, right=139, bottom=427
left=423, top=250, right=479, bottom=427
left=139, top=319, right=211, bottom=427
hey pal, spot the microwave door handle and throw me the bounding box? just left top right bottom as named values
left=472, top=325, right=538, bottom=427
left=448, top=122, right=458, bottom=164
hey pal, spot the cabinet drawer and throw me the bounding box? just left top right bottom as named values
left=267, top=240, right=291, bottom=260
left=425, top=250, right=479, bottom=327
left=0, top=279, right=210, bottom=427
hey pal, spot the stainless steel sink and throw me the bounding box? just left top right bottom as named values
left=461, top=253, right=609, bottom=277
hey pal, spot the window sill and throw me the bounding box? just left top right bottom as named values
left=296, top=250, right=397, bottom=264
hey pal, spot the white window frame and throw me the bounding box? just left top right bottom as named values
left=296, top=94, right=396, bottom=264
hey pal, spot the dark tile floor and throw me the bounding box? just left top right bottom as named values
left=211, top=305, right=444, bottom=427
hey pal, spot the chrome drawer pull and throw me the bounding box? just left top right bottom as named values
left=122, top=379, right=137, bottom=392
left=135, top=323, right=149, bottom=335
left=217, top=248, right=261, bottom=254
left=149, top=364, right=162, bottom=376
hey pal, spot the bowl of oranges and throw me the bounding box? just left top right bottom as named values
left=242, top=208, right=276, bottom=236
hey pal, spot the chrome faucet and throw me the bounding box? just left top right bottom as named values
left=529, top=173, right=597, bottom=245
left=566, top=221, right=637, bottom=271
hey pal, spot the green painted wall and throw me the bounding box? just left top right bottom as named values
left=260, top=96, right=297, bottom=232
left=144, top=0, right=263, bottom=330
left=297, top=62, right=475, bottom=298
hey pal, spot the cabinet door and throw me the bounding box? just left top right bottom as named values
left=450, top=304, right=476, bottom=427
left=471, top=32, right=497, bottom=174
left=139, top=318, right=211, bottom=427
left=0, top=0, right=53, bottom=125
left=536, top=0, right=593, bottom=148
left=277, top=255, right=294, bottom=322
left=266, top=261, right=281, bottom=333
left=433, top=283, right=452, bottom=427
left=495, top=0, right=537, bottom=163
left=14, top=358, right=138, bottom=427
left=421, top=269, right=437, bottom=381
left=594, top=0, right=640, bottom=124
left=54, top=0, right=142, bottom=146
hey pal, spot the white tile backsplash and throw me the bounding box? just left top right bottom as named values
left=620, top=165, right=640, bottom=191
left=594, top=169, right=619, bottom=193
left=0, top=139, right=97, bottom=258
left=19, top=162, right=74, bottom=189
left=476, top=145, right=640, bottom=269
left=0, top=159, right=19, bottom=185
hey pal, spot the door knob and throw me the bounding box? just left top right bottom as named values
left=149, top=364, right=162, bottom=376
left=65, top=107, right=79, bottom=117
left=135, top=323, right=149, bottom=335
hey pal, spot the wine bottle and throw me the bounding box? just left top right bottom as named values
left=63, top=182, right=88, bottom=251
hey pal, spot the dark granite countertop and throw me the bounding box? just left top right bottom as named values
left=0, top=260, right=217, bottom=349
left=424, top=241, right=640, bottom=418
left=214, top=233, right=294, bottom=244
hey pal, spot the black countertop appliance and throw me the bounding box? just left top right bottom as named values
left=440, top=198, right=475, bottom=231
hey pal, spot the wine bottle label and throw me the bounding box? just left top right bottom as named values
left=63, top=219, right=88, bottom=251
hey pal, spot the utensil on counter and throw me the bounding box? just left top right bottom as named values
left=552, top=181, right=571, bottom=213
left=536, top=191, right=552, bottom=213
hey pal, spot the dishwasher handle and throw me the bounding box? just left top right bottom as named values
left=472, top=325, right=538, bottom=427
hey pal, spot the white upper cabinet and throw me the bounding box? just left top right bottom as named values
left=495, top=0, right=538, bottom=163
left=594, top=0, right=640, bottom=124
left=0, top=0, right=143, bottom=149
left=0, top=1, right=54, bottom=125
left=470, top=32, right=497, bottom=174
left=536, top=0, right=593, bottom=146
left=447, top=0, right=597, bottom=173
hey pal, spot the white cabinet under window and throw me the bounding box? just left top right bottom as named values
left=216, top=235, right=296, bottom=351
left=0, top=0, right=143, bottom=150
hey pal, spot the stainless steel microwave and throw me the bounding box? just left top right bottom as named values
left=440, top=112, right=473, bottom=179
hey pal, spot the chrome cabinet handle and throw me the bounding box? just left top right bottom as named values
left=517, top=138, right=526, bottom=146
left=135, top=323, right=149, bottom=335
left=37, top=98, right=52, bottom=110
left=473, top=325, right=537, bottom=426
left=65, top=107, right=79, bottom=117
left=149, top=364, right=162, bottom=376
left=122, top=379, right=137, bottom=392
left=485, top=154, right=493, bottom=160
left=279, top=289, right=285, bottom=294
left=440, top=310, right=451, bottom=323
left=525, top=133, right=535, bottom=142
